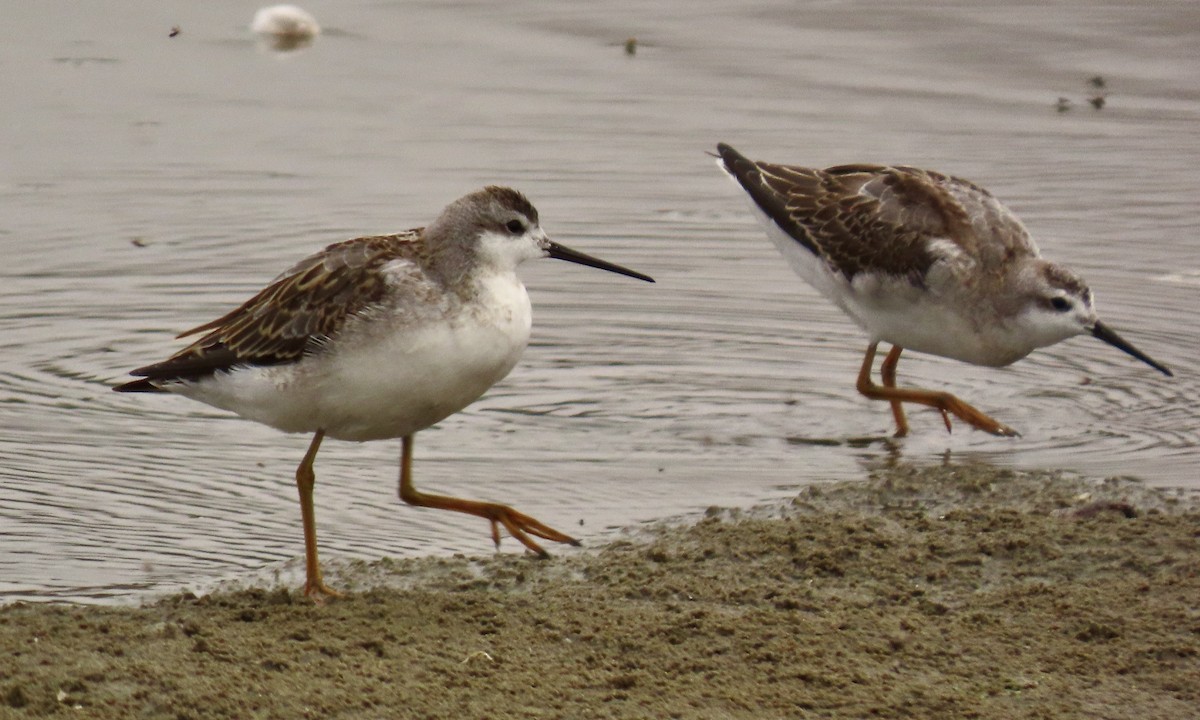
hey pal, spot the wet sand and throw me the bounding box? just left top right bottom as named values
left=2, top=463, right=1197, bottom=719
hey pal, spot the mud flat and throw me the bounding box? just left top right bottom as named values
left=2, top=463, right=1197, bottom=719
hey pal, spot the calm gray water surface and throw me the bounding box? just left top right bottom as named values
left=2, top=0, right=1197, bottom=602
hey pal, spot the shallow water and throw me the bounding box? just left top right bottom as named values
left=2, top=0, right=1197, bottom=603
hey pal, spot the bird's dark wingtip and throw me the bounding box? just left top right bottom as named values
left=714, top=142, right=744, bottom=166
left=706, top=142, right=736, bottom=160
left=714, top=143, right=757, bottom=183
left=112, top=377, right=164, bottom=393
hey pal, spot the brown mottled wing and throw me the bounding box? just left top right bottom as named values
left=717, top=143, right=1031, bottom=283
left=128, top=231, right=422, bottom=383
left=889, top=166, right=1039, bottom=270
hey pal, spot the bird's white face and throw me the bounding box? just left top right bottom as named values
left=1013, top=265, right=1098, bottom=350
left=451, top=187, right=652, bottom=283
left=1010, top=262, right=1170, bottom=378
left=1022, top=284, right=1098, bottom=347
left=474, top=211, right=549, bottom=273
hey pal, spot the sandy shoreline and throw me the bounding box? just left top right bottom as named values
left=2, top=463, right=1197, bottom=719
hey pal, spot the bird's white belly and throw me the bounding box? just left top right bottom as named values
left=845, top=285, right=1003, bottom=364
left=313, top=312, right=530, bottom=441
left=175, top=277, right=534, bottom=442
left=753, top=207, right=846, bottom=302
left=756, top=213, right=1031, bottom=367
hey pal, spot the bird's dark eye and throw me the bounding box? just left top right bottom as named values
left=505, top=220, right=524, bottom=234
left=1050, top=297, right=1071, bottom=312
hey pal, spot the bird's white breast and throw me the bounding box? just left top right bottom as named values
left=175, top=271, right=534, bottom=442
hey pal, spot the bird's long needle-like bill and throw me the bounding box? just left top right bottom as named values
left=1092, top=321, right=1172, bottom=377
left=547, top=241, right=654, bottom=283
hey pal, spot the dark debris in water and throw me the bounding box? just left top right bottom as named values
left=785, top=434, right=893, bottom=448
left=785, top=436, right=842, bottom=447
left=1054, top=75, right=1110, bottom=113
left=53, top=57, right=119, bottom=66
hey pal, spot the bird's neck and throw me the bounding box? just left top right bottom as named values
left=424, top=241, right=477, bottom=287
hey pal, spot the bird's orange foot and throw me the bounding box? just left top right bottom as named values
left=483, top=503, right=580, bottom=558
left=303, top=577, right=344, bottom=604
left=935, top=395, right=1020, bottom=437
left=858, top=342, right=1020, bottom=438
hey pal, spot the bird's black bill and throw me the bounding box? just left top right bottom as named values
left=547, top=241, right=654, bottom=283
left=1092, top=321, right=1172, bottom=377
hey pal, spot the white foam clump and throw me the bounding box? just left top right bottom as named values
left=251, top=5, right=321, bottom=40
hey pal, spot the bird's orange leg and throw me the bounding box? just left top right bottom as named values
left=397, top=435, right=579, bottom=557
left=878, top=344, right=911, bottom=437
left=295, top=429, right=343, bottom=600
left=856, top=342, right=1019, bottom=437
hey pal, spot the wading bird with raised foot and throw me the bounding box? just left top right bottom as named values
left=716, top=143, right=1170, bottom=437
left=116, top=186, right=653, bottom=598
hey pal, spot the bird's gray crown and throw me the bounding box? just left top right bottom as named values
left=1041, top=262, right=1089, bottom=298
left=427, top=186, right=539, bottom=246
left=477, top=185, right=539, bottom=226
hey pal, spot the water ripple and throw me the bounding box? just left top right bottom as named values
left=2, top=0, right=1197, bottom=602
